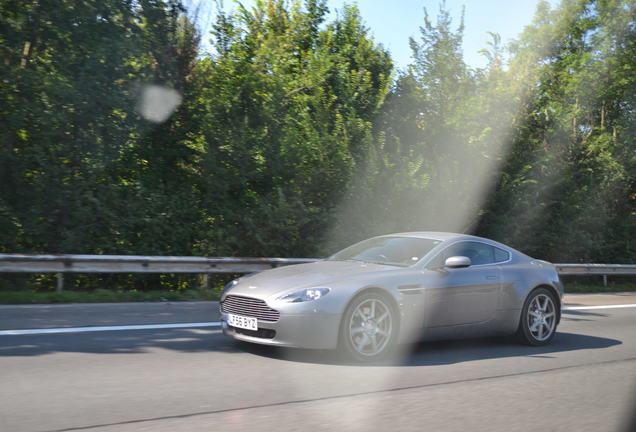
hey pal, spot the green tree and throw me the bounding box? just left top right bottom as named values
left=476, top=0, right=635, bottom=262
left=192, top=0, right=392, bottom=257
left=327, top=2, right=475, bottom=249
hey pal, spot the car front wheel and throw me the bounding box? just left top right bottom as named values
left=340, top=292, right=397, bottom=362
left=518, top=288, right=559, bottom=346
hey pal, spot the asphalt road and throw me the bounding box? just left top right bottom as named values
left=1, top=293, right=635, bottom=432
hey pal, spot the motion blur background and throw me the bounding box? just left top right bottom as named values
left=1, top=0, right=634, bottom=293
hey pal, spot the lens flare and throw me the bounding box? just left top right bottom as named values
left=137, top=84, right=183, bottom=123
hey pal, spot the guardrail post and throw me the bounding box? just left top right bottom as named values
left=202, top=273, right=209, bottom=290
left=603, top=274, right=608, bottom=288
left=56, top=273, right=64, bottom=292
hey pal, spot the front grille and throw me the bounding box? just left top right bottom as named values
left=232, top=327, right=276, bottom=339
left=221, top=295, right=280, bottom=322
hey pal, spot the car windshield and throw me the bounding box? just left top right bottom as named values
left=329, top=237, right=442, bottom=267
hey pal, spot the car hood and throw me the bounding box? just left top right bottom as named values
left=225, top=260, right=397, bottom=300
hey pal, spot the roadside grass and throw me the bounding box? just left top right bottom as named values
left=0, top=283, right=634, bottom=304
left=564, top=283, right=636, bottom=293
left=0, top=288, right=221, bottom=304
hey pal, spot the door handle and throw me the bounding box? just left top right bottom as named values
left=486, top=275, right=498, bottom=280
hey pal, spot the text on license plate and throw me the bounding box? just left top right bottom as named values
left=226, top=313, right=258, bottom=331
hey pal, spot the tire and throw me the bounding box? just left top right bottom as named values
left=517, top=287, right=559, bottom=346
left=339, top=291, right=398, bottom=362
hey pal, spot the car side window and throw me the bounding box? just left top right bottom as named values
left=432, top=241, right=497, bottom=266
left=494, top=247, right=510, bottom=263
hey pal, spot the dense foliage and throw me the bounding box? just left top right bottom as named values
left=0, top=0, right=634, bottom=290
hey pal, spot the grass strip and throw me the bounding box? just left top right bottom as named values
left=0, top=288, right=221, bottom=304
left=0, top=283, right=634, bottom=304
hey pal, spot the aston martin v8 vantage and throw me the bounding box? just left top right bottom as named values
left=220, top=232, right=564, bottom=361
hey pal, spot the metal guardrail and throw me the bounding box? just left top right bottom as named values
left=0, top=254, right=634, bottom=291
left=554, top=264, right=636, bottom=275
left=555, top=263, right=636, bottom=287
left=0, top=254, right=319, bottom=292
left=0, top=254, right=317, bottom=273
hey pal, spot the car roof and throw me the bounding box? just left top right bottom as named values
left=379, top=232, right=470, bottom=241
left=378, top=231, right=530, bottom=259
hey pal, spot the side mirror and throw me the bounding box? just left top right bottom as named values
left=444, top=256, right=471, bottom=269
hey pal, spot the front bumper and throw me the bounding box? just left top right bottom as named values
left=220, top=307, right=341, bottom=350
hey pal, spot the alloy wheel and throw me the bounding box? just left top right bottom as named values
left=527, top=293, right=557, bottom=342
left=348, top=297, right=393, bottom=357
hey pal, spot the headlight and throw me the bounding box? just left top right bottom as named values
left=278, top=287, right=330, bottom=303
left=223, top=279, right=238, bottom=293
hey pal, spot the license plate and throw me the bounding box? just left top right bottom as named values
left=226, top=313, right=258, bottom=331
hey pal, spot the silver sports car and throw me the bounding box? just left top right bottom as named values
left=220, top=232, right=564, bottom=361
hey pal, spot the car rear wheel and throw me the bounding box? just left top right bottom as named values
left=518, top=287, right=558, bottom=346
left=340, top=292, right=397, bottom=362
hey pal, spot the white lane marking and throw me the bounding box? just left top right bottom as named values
left=0, top=322, right=221, bottom=336
left=564, top=304, right=636, bottom=311
left=1, top=303, right=634, bottom=336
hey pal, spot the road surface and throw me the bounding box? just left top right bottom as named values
left=1, top=293, right=635, bottom=432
